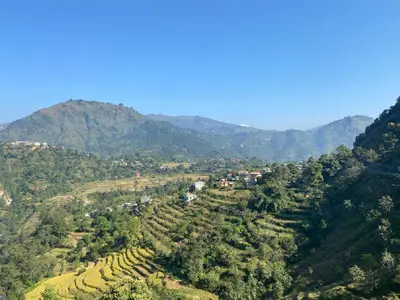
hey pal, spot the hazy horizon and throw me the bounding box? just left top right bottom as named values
left=0, top=98, right=375, bottom=132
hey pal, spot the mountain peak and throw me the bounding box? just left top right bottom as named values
left=0, top=100, right=225, bottom=158
left=41, top=99, right=140, bottom=113
left=0, top=100, right=375, bottom=161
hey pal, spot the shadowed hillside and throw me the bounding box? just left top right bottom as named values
left=291, top=96, right=400, bottom=298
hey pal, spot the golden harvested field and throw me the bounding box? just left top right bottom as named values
left=25, top=247, right=217, bottom=300
left=25, top=272, right=77, bottom=300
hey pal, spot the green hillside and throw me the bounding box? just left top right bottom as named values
left=149, top=114, right=373, bottom=161
left=0, top=100, right=372, bottom=162
left=0, top=100, right=230, bottom=160
left=140, top=189, right=301, bottom=299
left=289, top=97, right=400, bottom=298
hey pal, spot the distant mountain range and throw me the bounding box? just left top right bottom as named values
left=0, top=100, right=374, bottom=161
left=147, top=114, right=262, bottom=135
left=0, top=123, right=8, bottom=131
left=147, top=113, right=374, bottom=161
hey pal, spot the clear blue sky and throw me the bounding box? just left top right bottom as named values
left=1, top=0, right=400, bottom=130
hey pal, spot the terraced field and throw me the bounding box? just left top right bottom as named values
left=26, top=187, right=308, bottom=300
left=141, top=190, right=303, bottom=275
left=26, top=245, right=216, bottom=300
left=26, top=248, right=161, bottom=300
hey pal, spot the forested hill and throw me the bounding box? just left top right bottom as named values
left=149, top=113, right=373, bottom=160
left=0, top=100, right=229, bottom=159
left=289, top=96, right=400, bottom=298
left=0, top=99, right=372, bottom=161
left=355, top=96, right=400, bottom=168
left=0, top=142, right=160, bottom=207
left=308, top=115, right=373, bottom=155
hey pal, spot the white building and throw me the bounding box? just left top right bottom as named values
left=141, top=195, right=152, bottom=204
left=183, top=193, right=197, bottom=203
left=194, top=181, right=205, bottom=190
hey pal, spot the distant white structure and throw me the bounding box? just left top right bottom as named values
left=86, top=209, right=99, bottom=218
left=121, top=202, right=137, bottom=209
left=141, top=195, right=152, bottom=204
left=183, top=193, right=197, bottom=203
left=194, top=181, right=205, bottom=191
left=239, top=124, right=250, bottom=127
left=263, top=167, right=272, bottom=173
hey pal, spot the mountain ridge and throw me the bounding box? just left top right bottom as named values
left=0, top=100, right=230, bottom=159
left=148, top=113, right=373, bottom=133
left=0, top=99, right=374, bottom=161
left=147, top=113, right=263, bottom=135
left=148, top=113, right=374, bottom=160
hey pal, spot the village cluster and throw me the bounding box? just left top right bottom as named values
left=85, top=194, right=152, bottom=218
left=182, top=169, right=270, bottom=204
left=83, top=163, right=305, bottom=215
left=8, top=140, right=49, bottom=149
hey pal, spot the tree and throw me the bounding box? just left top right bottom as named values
left=349, top=265, right=366, bottom=287
left=41, top=286, right=60, bottom=300
left=378, top=195, right=394, bottom=213
left=92, top=216, right=111, bottom=237
left=365, top=209, right=380, bottom=222
left=353, top=147, right=378, bottom=164
left=381, top=250, right=396, bottom=272
left=335, top=145, right=352, bottom=160
left=344, top=199, right=353, bottom=210
left=302, top=161, right=324, bottom=188
left=378, top=218, right=392, bottom=243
